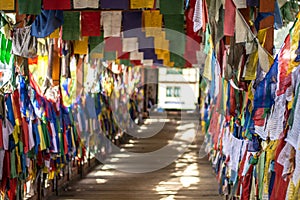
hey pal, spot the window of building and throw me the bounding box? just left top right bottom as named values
left=166, top=87, right=173, bottom=97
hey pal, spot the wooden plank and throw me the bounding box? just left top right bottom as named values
left=47, top=112, right=222, bottom=200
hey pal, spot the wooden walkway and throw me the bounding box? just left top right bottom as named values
left=48, top=112, right=222, bottom=200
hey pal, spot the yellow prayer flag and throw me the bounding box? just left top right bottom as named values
left=90, top=53, right=104, bottom=59
left=263, top=140, right=279, bottom=194
left=0, top=0, right=14, bottom=10
left=131, top=0, right=154, bottom=9
left=244, top=50, right=258, bottom=80
left=258, top=28, right=268, bottom=45
left=70, top=126, right=76, bottom=148
left=144, top=10, right=162, bottom=37
left=12, top=126, right=19, bottom=144
left=48, top=171, right=55, bottom=180
left=74, top=37, right=89, bottom=55
left=49, top=28, right=60, bottom=39
left=203, top=49, right=213, bottom=80
left=244, top=29, right=268, bottom=80
left=247, top=83, right=254, bottom=102
left=151, top=10, right=162, bottom=28
left=286, top=181, right=296, bottom=200
left=15, top=146, right=22, bottom=174
left=288, top=97, right=294, bottom=110
left=143, top=10, right=151, bottom=28
left=29, top=56, right=48, bottom=89
left=38, top=123, right=47, bottom=151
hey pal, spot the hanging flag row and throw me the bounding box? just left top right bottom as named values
left=198, top=0, right=300, bottom=198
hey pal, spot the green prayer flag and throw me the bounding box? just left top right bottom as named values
left=10, top=149, right=17, bottom=178
left=59, top=132, right=64, bottom=156
left=41, top=122, right=51, bottom=148
left=204, top=24, right=211, bottom=54
left=89, top=35, right=104, bottom=53
left=104, top=51, right=117, bottom=60
left=18, top=0, right=41, bottom=15
left=19, top=141, right=24, bottom=154
left=160, top=0, right=184, bottom=14
left=0, top=33, right=6, bottom=63
left=218, top=78, right=225, bottom=115
left=5, top=40, right=12, bottom=64
left=164, top=14, right=185, bottom=62
left=0, top=33, right=11, bottom=65
left=63, top=12, right=80, bottom=41
left=170, top=53, right=186, bottom=67
left=164, top=14, right=185, bottom=33
left=119, top=59, right=132, bottom=66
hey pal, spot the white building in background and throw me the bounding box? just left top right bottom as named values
left=157, top=67, right=200, bottom=110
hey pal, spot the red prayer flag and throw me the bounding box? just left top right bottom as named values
left=277, top=35, right=292, bottom=96
left=270, top=139, right=290, bottom=199
left=131, top=60, right=142, bottom=65
left=21, top=117, right=29, bottom=154
left=253, top=108, right=266, bottom=126
left=118, top=52, right=130, bottom=59
left=81, top=12, right=101, bottom=37
left=224, top=0, right=236, bottom=36
left=202, top=0, right=209, bottom=32
left=184, top=1, right=201, bottom=67
left=43, top=0, right=71, bottom=10
left=104, top=37, right=122, bottom=54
